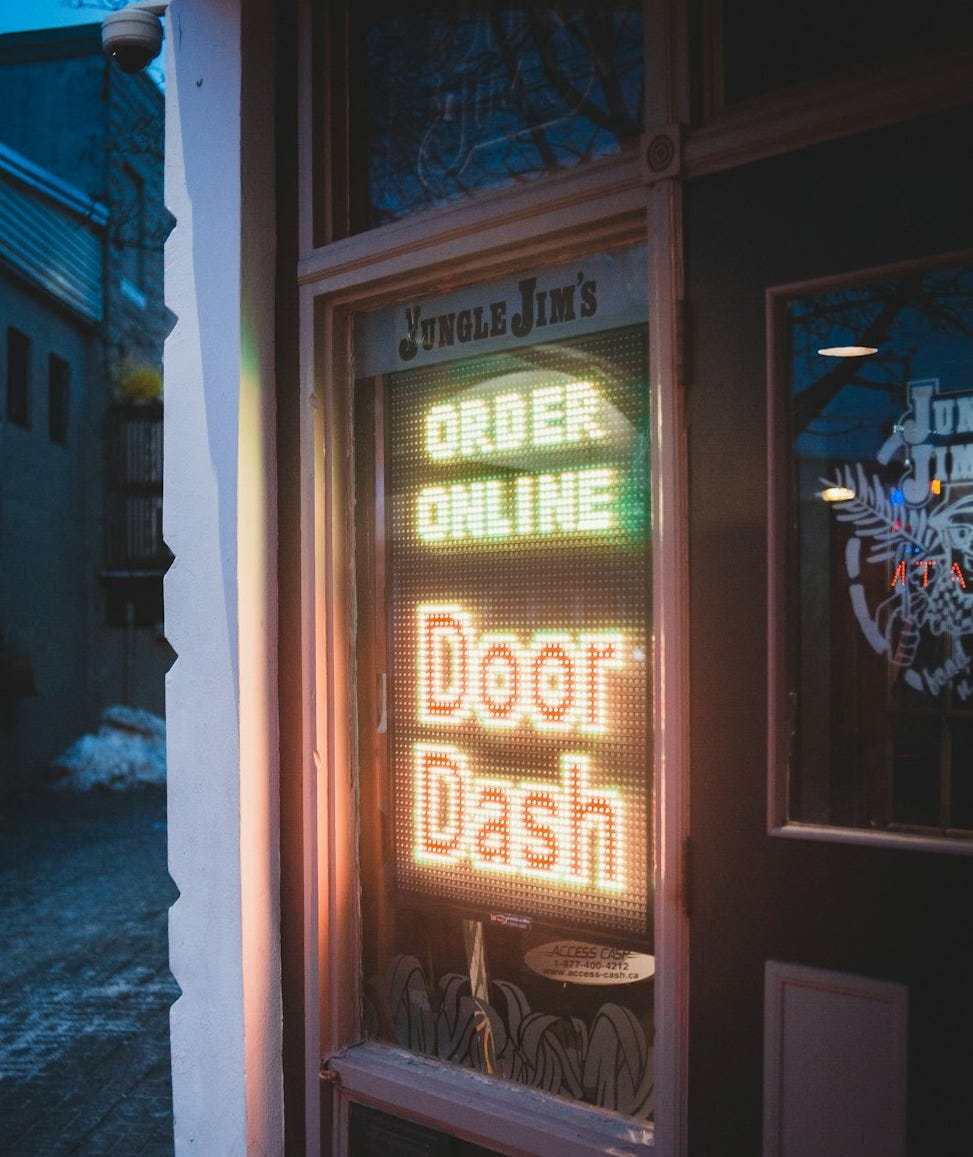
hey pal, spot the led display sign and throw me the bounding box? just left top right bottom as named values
left=362, top=255, right=650, bottom=937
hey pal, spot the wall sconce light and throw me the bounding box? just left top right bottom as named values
left=817, top=343, right=878, bottom=358
left=820, top=486, right=855, bottom=502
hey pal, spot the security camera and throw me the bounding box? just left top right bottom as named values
left=102, top=2, right=168, bottom=75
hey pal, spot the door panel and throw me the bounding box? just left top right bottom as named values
left=685, top=102, right=973, bottom=1156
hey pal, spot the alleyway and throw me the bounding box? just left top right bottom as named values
left=0, top=789, right=177, bottom=1155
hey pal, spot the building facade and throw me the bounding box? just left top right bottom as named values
left=161, top=2, right=973, bottom=1154
left=0, top=25, right=171, bottom=795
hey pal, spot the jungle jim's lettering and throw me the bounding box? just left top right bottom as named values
left=398, top=272, right=598, bottom=361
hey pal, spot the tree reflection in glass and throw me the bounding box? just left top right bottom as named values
left=355, top=3, right=644, bottom=226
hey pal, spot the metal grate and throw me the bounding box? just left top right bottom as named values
left=104, top=402, right=166, bottom=569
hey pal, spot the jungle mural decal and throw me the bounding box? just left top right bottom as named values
left=365, top=954, right=654, bottom=1119
left=825, top=378, right=973, bottom=700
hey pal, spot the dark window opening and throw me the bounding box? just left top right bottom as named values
left=119, top=163, right=147, bottom=289
left=6, top=327, right=31, bottom=428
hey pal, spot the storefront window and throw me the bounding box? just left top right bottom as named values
left=353, top=246, right=654, bottom=1116
left=775, top=252, right=973, bottom=840
left=342, top=2, right=644, bottom=231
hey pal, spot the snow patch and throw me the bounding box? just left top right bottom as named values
left=50, top=706, right=166, bottom=792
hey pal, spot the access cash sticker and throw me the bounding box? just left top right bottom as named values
left=524, top=941, right=655, bottom=985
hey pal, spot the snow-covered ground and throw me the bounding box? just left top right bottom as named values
left=50, top=706, right=166, bottom=792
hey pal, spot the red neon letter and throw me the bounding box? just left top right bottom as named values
left=520, top=789, right=560, bottom=873
left=915, top=558, right=936, bottom=586
left=418, top=605, right=471, bottom=724
left=579, top=634, right=623, bottom=733
left=530, top=638, right=576, bottom=729
left=475, top=635, right=522, bottom=726
left=471, top=783, right=512, bottom=867
left=415, top=745, right=467, bottom=861
left=564, top=754, right=622, bottom=888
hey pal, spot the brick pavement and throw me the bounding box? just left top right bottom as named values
left=0, top=789, right=178, bottom=1155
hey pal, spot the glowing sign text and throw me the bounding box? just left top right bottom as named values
left=417, top=468, right=617, bottom=541
left=387, top=318, right=649, bottom=934
left=418, top=604, right=625, bottom=733
left=414, top=745, right=623, bottom=890
left=889, top=558, right=968, bottom=588
left=425, top=382, right=606, bottom=460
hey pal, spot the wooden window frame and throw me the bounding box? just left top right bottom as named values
left=294, top=4, right=690, bottom=1155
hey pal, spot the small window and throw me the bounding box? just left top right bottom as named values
left=6, top=327, right=31, bottom=428
left=770, top=251, right=973, bottom=848
left=48, top=354, right=70, bottom=445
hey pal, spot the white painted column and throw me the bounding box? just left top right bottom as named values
left=163, top=0, right=282, bottom=1151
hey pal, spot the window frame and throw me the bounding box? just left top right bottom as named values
left=292, top=3, right=973, bottom=1153
left=304, top=217, right=687, bottom=1155
left=294, top=3, right=693, bottom=1154
left=312, top=1, right=651, bottom=246
left=298, top=72, right=689, bottom=1157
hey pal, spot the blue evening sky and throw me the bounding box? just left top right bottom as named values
left=0, top=1, right=109, bottom=34
left=0, top=1, right=165, bottom=86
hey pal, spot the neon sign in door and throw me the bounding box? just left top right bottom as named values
left=381, top=298, right=650, bottom=936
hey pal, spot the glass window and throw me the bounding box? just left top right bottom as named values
left=775, top=253, right=973, bottom=841
left=337, top=2, right=644, bottom=233
left=352, top=246, right=654, bottom=1118
left=6, top=327, right=31, bottom=428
